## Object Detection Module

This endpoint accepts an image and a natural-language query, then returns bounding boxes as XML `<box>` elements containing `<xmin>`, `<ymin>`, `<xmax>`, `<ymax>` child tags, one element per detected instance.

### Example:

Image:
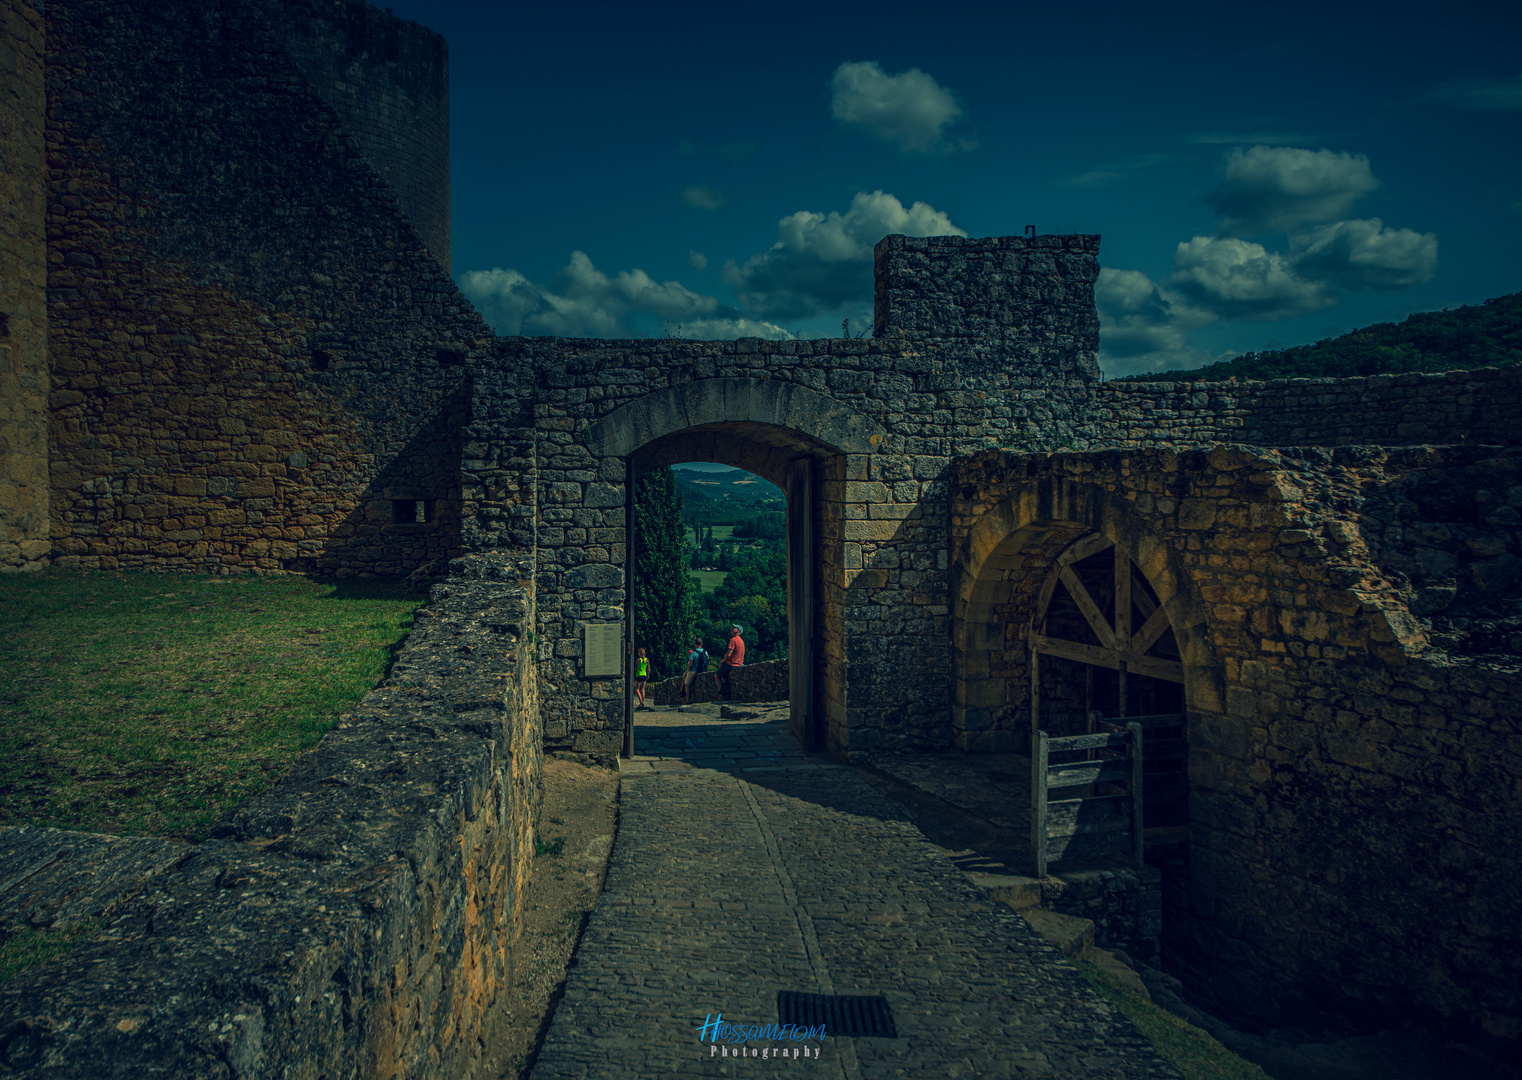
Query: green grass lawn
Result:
<box><xmin>1074</xmin><ymin>959</ymin><xmax>1271</xmax><ymax>1080</ymax></box>
<box><xmin>0</xmin><ymin>570</ymin><xmax>420</xmax><ymax>840</ymax></box>
<box><xmin>690</xmin><ymin>570</ymin><xmax>728</xmax><ymax>594</ymax></box>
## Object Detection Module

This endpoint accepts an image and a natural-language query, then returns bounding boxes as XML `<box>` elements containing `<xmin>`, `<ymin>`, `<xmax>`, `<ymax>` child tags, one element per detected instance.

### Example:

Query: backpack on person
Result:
<box><xmin>693</xmin><ymin>646</ymin><xmax>709</xmax><ymax>672</ymax></box>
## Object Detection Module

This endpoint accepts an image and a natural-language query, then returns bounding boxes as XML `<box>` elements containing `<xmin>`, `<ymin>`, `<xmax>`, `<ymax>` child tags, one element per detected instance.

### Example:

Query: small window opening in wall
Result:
<box><xmin>0</xmin><ymin>312</ymin><xmax>10</xmax><ymax>338</ymax></box>
<box><xmin>311</xmin><ymin>349</ymin><xmax>332</xmax><ymax>371</ymax></box>
<box><xmin>436</xmin><ymin>348</ymin><xmax>467</xmax><ymax>368</ymax></box>
<box><xmin>392</xmin><ymin>499</ymin><xmax>437</xmax><ymax>524</ymax></box>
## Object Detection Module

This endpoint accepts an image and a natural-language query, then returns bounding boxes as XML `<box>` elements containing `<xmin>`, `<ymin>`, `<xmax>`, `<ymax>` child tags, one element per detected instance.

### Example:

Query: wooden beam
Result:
<box><xmin>1123</xmin><ymin>653</ymin><xmax>1185</xmax><ymax>684</ymax></box>
<box><xmin>1031</xmin><ymin>729</ymin><xmax>1048</xmax><ymax>877</ymax></box>
<box><xmin>1131</xmin><ymin>604</ymin><xmax>1171</xmax><ymax>655</ymax></box>
<box><xmin>1115</xmin><ymin>547</ymin><xmax>1132</xmax><ymax>642</ymax></box>
<box><xmin>1058</xmin><ymin>532</ymin><xmax>1114</xmax><ymax>568</ymax></box>
<box><xmin>1032</xmin><ymin>633</ymin><xmax>1121</xmax><ymax>670</ymax></box>
<box><xmin>1033</xmin><ymin>568</ymin><xmax>1062</xmax><ymax>626</ymax></box>
<box><xmin>1059</xmin><ymin>565</ymin><xmax>1117</xmax><ymax>650</ymax></box>
<box><xmin>1030</xmin><ymin>633</ymin><xmax>1186</xmax><ymax>683</ymax></box>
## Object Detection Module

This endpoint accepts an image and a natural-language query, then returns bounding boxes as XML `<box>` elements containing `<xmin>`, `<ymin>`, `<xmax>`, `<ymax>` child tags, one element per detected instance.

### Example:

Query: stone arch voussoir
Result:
<box><xmin>584</xmin><ymin>378</ymin><xmax>887</xmax><ymax>460</ymax></box>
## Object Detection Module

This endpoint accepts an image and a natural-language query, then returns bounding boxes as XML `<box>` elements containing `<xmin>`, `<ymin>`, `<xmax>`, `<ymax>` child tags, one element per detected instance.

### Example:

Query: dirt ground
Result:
<box><xmin>488</xmin><ymin>753</ymin><xmax>620</xmax><ymax>1080</ymax></box>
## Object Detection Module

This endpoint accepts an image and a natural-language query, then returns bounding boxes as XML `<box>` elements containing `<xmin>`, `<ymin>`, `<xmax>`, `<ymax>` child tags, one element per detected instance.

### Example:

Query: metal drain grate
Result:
<box><xmin>776</xmin><ymin>991</ymin><xmax>898</xmax><ymax>1038</ymax></box>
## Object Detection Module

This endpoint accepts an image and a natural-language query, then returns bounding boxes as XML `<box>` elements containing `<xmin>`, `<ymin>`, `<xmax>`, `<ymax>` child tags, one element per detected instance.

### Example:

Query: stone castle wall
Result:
<box><xmin>0</xmin><ymin>553</ymin><xmax>541</xmax><ymax>1078</ymax></box>
<box><xmin>950</xmin><ymin>446</ymin><xmax>1522</xmax><ymax>1042</ymax></box>
<box><xmin>43</xmin><ymin>0</ymin><xmax>488</xmax><ymax>577</ymax></box>
<box><xmin>0</xmin><ymin>0</ymin><xmax>49</xmax><ymax>572</ymax></box>
<box><xmin>268</xmin><ymin>0</ymin><xmax>452</xmax><ymax>272</ymax></box>
<box><xmin>478</xmin><ymin>233</ymin><xmax>1105</xmax><ymax>760</ymax></box>
<box><xmin>1093</xmin><ymin>366</ymin><xmax>1522</xmax><ymax>449</ymax></box>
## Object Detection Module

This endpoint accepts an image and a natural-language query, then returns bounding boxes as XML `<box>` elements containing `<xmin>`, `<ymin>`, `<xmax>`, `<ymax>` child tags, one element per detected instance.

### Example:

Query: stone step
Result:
<box><xmin>1018</xmin><ymin>907</ymin><xmax>1096</xmax><ymax>958</ymax></box>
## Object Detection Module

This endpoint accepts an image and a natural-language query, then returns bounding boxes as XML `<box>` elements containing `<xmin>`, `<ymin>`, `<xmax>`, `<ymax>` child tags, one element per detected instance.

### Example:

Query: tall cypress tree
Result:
<box><xmin>633</xmin><ymin>466</ymin><xmax>693</xmax><ymax>682</ymax></box>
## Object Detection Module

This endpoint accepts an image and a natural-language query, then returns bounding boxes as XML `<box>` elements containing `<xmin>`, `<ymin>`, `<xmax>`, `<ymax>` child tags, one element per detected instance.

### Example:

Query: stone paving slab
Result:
<box><xmin>532</xmin><ymin>712</ymin><xmax>1179</xmax><ymax>1079</ymax></box>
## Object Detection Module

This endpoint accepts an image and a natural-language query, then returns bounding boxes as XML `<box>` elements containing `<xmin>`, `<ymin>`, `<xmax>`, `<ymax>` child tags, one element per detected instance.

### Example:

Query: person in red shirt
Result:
<box><xmin>715</xmin><ymin>624</ymin><xmax>744</xmax><ymax>701</ymax></box>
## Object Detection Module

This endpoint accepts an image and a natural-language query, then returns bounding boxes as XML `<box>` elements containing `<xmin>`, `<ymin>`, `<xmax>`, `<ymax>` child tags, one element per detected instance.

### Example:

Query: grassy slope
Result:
<box><xmin>1124</xmin><ymin>290</ymin><xmax>1522</xmax><ymax>382</ymax></box>
<box><xmin>1074</xmin><ymin>959</ymin><xmax>1272</xmax><ymax>1080</ymax></box>
<box><xmin>0</xmin><ymin>570</ymin><xmax>419</xmax><ymax>839</ymax></box>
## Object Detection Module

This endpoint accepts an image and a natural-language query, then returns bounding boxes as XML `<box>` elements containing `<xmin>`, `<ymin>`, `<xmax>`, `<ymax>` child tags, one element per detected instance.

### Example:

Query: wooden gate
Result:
<box><xmin>1030</xmin><ymin>723</ymin><xmax>1143</xmax><ymax>877</ymax></box>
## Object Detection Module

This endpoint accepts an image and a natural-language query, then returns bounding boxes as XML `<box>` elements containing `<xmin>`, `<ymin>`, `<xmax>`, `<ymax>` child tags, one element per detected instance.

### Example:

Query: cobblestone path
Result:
<box><xmin>528</xmin><ymin>707</ymin><xmax>1178</xmax><ymax>1079</ymax></box>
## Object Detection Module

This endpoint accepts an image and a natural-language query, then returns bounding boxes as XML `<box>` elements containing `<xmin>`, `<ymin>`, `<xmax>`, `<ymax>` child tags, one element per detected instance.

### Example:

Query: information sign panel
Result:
<box><xmin>583</xmin><ymin>622</ymin><xmax>623</xmax><ymax>678</ymax></box>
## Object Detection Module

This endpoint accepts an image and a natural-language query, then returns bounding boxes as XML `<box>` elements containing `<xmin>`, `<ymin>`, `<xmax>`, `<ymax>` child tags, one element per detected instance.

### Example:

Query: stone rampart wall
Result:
<box><xmin>44</xmin><ymin>0</ymin><xmax>488</xmax><ymax>578</ymax></box>
<box><xmin>1093</xmin><ymin>366</ymin><xmax>1522</xmax><ymax>449</ymax></box>
<box><xmin>268</xmin><ymin>0</ymin><xmax>452</xmax><ymax>271</ymax></box>
<box><xmin>0</xmin><ymin>552</ymin><xmax>541</xmax><ymax>1078</ymax></box>
<box><xmin>0</xmin><ymin>0</ymin><xmax>49</xmax><ymax>571</ymax></box>
<box><xmin>950</xmin><ymin>447</ymin><xmax>1522</xmax><ymax>1042</ymax></box>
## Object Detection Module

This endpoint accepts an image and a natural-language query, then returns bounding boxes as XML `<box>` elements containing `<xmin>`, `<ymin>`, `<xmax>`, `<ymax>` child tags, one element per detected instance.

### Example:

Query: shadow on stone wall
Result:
<box><xmin>314</xmin><ymin>380</ymin><xmax>470</xmax><ymax>582</ymax></box>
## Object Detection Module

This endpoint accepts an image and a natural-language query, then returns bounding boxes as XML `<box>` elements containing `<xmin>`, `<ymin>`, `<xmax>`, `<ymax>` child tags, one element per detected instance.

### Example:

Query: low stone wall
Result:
<box><xmin>0</xmin><ymin>552</ymin><xmax>540</xmax><ymax>1078</ymax></box>
<box><xmin>646</xmin><ymin>656</ymin><xmax>789</xmax><ymax>706</ymax></box>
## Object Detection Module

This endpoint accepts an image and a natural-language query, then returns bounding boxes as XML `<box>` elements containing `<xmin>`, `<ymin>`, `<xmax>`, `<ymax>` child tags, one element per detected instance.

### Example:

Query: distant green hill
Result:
<box><xmin>1122</xmin><ymin>291</ymin><xmax>1522</xmax><ymax>382</ymax></box>
<box><xmin>673</xmin><ymin>467</ymin><xmax>783</xmax><ymax>528</ymax></box>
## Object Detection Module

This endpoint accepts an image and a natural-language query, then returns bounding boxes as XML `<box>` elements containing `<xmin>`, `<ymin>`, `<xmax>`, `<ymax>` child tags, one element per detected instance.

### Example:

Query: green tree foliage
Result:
<box><xmin>633</xmin><ymin>467</ymin><xmax>694</xmax><ymax>680</ymax></box>
<box><xmin>696</xmin><ymin>547</ymin><xmax>788</xmax><ymax>662</ymax></box>
<box><xmin>732</xmin><ymin>511</ymin><xmax>786</xmax><ymax>539</ymax></box>
<box><xmin>1122</xmin><ymin>291</ymin><xmax>1522</xmax><ymax>383</ymax></box>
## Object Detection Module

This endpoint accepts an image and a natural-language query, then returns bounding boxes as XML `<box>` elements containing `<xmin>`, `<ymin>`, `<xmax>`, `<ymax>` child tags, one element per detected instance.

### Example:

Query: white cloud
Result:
<box><xmin>829</xmin><ymin>61</ymin><xmax>968</xmax><ymax>154</ymax></box>
<box><xmin>1431</xmin><ymin>74</ymin><xmax>1522</xmax><ymax>111</ymax></box>
<box><xmin>458</xmin><ymin>253</ymin><xmax>793</xmax><ymax>340</ymax></box>
<box><xmin>1187</xmin><ymin>130</ymin><xmax>1319</xmax><ymax>146</ymax></box>
<box><xmin>1170</xmin><ymin>236</ymin><xmax>1336</xmax><ymax>321</ymax></box>
<box><xmin>682</xmin><ymin>185</ymin><xmax>723</xmax><ymax>210</ymax></box>
<box><xmin>723</xmin><ymin>190</ymin><xmax>966</xmax><ymax>319</ymax></box>
<box><xmin>1095</xmin><ymin>267</ymin><xmax>1217</xmax><ymax>375</ymax></box>
<box><xmin>1289</xmin><ymin>218</ymin><xmax>1438</xmax><ymax>292</ymax></box>
<box><xmin>1064</xmin><ymin>154</ymin><xmax>1172</xmax><ymax>188</ymax></box>
<box><xmin>1205</xmin><ymin>145</ymin><xmax>1380</xmax><ymax>235</ymax></box>
<box><xmin>688</xmin><ymin>250</ymin><xmax>708</xmax><ymax>271</ymax></box>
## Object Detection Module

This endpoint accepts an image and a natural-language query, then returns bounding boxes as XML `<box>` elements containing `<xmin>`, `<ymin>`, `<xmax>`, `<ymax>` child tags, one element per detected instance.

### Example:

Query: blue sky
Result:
<box><xmin>383</xmin><ymin>0</ymin><xmax>1521</xmax><ymax>376</ymax></box>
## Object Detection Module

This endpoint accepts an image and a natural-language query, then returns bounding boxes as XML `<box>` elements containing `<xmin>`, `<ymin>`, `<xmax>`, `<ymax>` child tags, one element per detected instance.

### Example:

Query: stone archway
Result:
<box><xmin>562</xmin><ymin>378</ymin><xmax>888</xmax><ymax>758</ymax></box>
<box><xmin>949</xmin><ymin>475</ymin><xmax>1225</xmax><ymax>760</ymax></box>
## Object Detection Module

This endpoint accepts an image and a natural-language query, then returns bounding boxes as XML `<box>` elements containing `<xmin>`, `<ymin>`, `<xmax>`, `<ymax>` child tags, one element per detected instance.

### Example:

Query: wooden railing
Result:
<box><xmin>1030</xmin><ymin>723</ymin><xmax>1143</xmax><ymax>877</ymax></box>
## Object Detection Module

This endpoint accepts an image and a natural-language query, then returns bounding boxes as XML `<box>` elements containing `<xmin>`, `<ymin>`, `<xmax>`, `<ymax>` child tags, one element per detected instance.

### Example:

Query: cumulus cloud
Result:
<box><xmin>723</xmin><ymin>190</ymin><xmax>966</xmax><ymax>319</ymax></box>
<box><xmin>1100</xmin><ymin>145</ymin><xmax>1438</xmax><ymax>373</ymax></box>
<box><xmin>1288</xmin><ymin>218</ymin><xmax>1438</xmax><ymax>292</ymax></box>
<box><xmin>1430</xmin><ymin>74</ymin><xmax>1522</xmax><ymax>111</ymax></box>
<box><xmin>829</xmin><ymin>61</ymin><xmax>968</xmax><ymax>153</ymax></box>
<box><xmin>688</xmin><ymin>250</ymin><xmax>708</xmax><ymax>271</ymax></box>
<box><xmin>458</xmin><ymin>253</ymin><xmax>792</xmax><ymax>340</ymax></box>
<box><xmin>1170</xmin><ymin>235</ymin><xmax>1336</xmax><ymax>321</ymax></box>
<box><xmin>1205</xmin><ymin>145</ymin><xmax>1380</xmax><ymax>235</ymax></box>
<box><xmin>1095</xmin><ymin>267</ymin><xmax>1217</xmax><ymax>375</ymax></box>
<box><xmin>682</xmin><ymin>184</ymin><xmax>724</xmax><ymax>210</ymax></box>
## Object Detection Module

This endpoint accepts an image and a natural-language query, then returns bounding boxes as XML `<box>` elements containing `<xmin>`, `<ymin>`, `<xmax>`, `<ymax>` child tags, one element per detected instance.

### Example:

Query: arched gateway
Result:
<box><xmin>461</xmin><ymin>232</ymin><xmax>1106</xmax><ymax>760</ymax></box>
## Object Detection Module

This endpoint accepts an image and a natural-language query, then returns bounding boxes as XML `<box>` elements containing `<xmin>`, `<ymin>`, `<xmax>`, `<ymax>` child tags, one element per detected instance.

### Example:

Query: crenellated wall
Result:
<box><xmin>0</xmin><ymin>0</ymin><xmax>49</xmax><ymax>572</ymax></box>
